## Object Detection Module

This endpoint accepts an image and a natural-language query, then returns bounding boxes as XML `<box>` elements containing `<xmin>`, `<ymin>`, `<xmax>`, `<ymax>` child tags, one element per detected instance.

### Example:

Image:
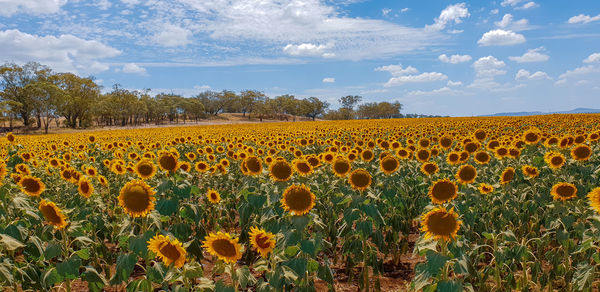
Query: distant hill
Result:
<box><xmin>482</xmin><ymin>108</ymin><xmax>600</xmax><ymax>117</ymax></box>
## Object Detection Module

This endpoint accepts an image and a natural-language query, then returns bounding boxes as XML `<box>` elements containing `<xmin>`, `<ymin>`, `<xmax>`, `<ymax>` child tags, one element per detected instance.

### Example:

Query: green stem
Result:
<box><xmin>230</xmin><ymin>262</ymin><xmax>238</xmax><ymax>292</ymax></box>
<box><xmin>363</xmin><ymin>239</ymin><xmax>369</xmax><ymax>292</ymax></box>
<box><xmin>61</xmin><ymin>229</ymin><xmax>71</xmax><ymax>292</ymax></box>
<box><xmin>440</xmin><ymin>240</ymin><xmax>449</xmax><ymax>281</ymax></box>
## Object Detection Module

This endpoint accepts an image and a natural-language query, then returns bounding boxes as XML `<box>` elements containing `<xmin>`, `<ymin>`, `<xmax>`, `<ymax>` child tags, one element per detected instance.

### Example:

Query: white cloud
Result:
<box><xmin>568</xmin><ymin>14</ymin><xmax>600</xmax><ymax>24</ymax></box>
<box><xmin>490</xmin><ymin>9</ymin><xmax>499</xmax><ymax>15</ymax></box>
<box><xmin>401</xmin><ymin>8</ymin><xmax>409</xmax><ymax>13</ymax></box>
<box><xmin>426</xmin><ymin>3</ymin><xmax>470</xmax><ymax>31</ymax></box>
<box><xmin>495</xmin><ymin>14</ymin><xmax>529</xmax><ymax>31</ymax></box>
<box><xmin>0</xmin><ymin>0</ymin><xmax>67</xmax><ymax>17</ymax></box>
<box><xmin>0</xmin><ymin>29</ymin><xmax>121</xmax><ymax>74</ymax></box>
<box><xmin>447</xmin><ymin>80</ymin><xmax>462</xmax><ymax>86</ymax></box>
<box><xmin>121</xmin><ymin>63</ymin><xmax>147</xmax><ymax>75</ymax></box>
<box><xmin>501</xmin><ymin>0</ymin><xmax>538</xmax><ymax>9</ymax></box>
<box><xmin>584</xmin><ymin>53</ymin><xmax>600</xmax><ymax>63</ymax></box>
<box><xmin>501</xmin><ymin>0</ymin><xmax>525</xmax><ymax>7</ymax></box>
<box><xmin>473</xmin><ymin>56</ymin><xmax>507</xmax><ymax>77</ymax></box>
<box><xmin>478</xmin><ymin>29</ymin><xmax>526</xmax><ymax>46</ymax></box>
<box><xmin>509</xmin><ymin>47</ymin><xmax>549</xmax><ymax>63</ymax></box>
<box><xmin>515</xmin><ymin>69</ymin><xmax>550</xmax><ymax>80</ymax></box>
<box><xmin>382</xmin><ymin>8</ymin><xmax>391</xmax><ymax>16</ymax></box>
<box><xmin>95</xmin><ymin>0</ymin><xmax>112</xmax><ymax>10</ymax></box>
<box><xmin>407</xmin><ymin>86</ymin><xmax>461</xmax><ymax>96</ymax></box>
<box><xmin>152</xmin><ymin>23</ymin><xmax>192</xmax><ymax>47</ymax></box>
<box><xmin>554</xmin><ymin>79</ymin><xmax>567</xmax><ymax>86</ymax></box>
<box><xmin>517</xmin><ymin>2</ymin><xmax>539</xmax><ymax>9</ymax></box>
<box><xmin>559</xmin><ymin>65</ymin><xmax>600</xmax><ymax>80</ymax></box>
<box><xmin>438</xmin><ymin>54</ymin><xmax>472</xmax><ymax>64</ymax></box>
<box><xmin>384</xmin><ymin>72</ymin><xmax>448</xmax><ymax>87</ymax></box>
<box><xmin>322</xmin><ymin>77</ymin><xmax>335</xmax><ymax>83</ymax></box>
<box><xmin>375</xmin><ymin>64</ymin><xmax>419</xmax><ymax>76</ymax></box>
<box><xmin>283</xmin><ymin>43</ymin><xmax>333</xmax><ymax>57</ymax></box>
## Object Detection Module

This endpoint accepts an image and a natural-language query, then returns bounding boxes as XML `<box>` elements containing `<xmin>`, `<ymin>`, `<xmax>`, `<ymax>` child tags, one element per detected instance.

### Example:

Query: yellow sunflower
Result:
<box><xmin>269</xmin><ymin>159</ymin><xmax>293</xmax><ymax>182</ymax></box>
<box><xmin>455</xmin><ymin>164</ymin><xmax>477</xmax><ymax>184</ymax></box>
<box><xmin>550</xmin><ymin>182</ymin><xmax>577</xmax><ymax>201</ymax></box>
<box><xmin>207</xmin><ymin>189</ymin><xmax>221</xmax><ymax>204</ymax></box>
<box><xmin>379</xmin><ymin>155</ymin><xmax>399</xmax><ymax>175</ymax></box>
<box><xmin>500</xmin><ymin>167</ymin><xmax>515</xmax><ymax>185</ymax></box>
<box><xmin>292</xmin><ymin>159</ymin><xmax>313</xmax><ymax>176</ymax></box>
<box><xmin>360</xmin><ymin>149</ymin><xmax>374</xmax><ymax>162</ymax></box>
<box><xmin>118</xmin><ymin>180</ymin><xmax>156</xmax><ymax>217</ymax></box>
<box><xmin>571</xmin><ymin>144</ymin><xmax>592</xmax><ymax>161</ymax></box>
<box><xmin>248</xmin><ymin>226</ymin><xmax>276</xmax><ymax>257</ymax></box>
<box><xmin>77</xmin><ymin>176</ymin><xmax>94</xmax><ymax>198</ymax></box>
<box><xmin>243</xmin><ymin>156</ymin><xmax>263</xmax><ymax>176</ymax></box>
<box><xmin>39</xmin><ymin>199</ymin><xmax>68</xmax><ymax>229</ymax></box>
<box><xmin>18</xmin><ymin>175</ymin><xmax>45</xmax><ymax>197</ymax></box>
<box><xmin>332</xmin><ymin>157</ymin><xmax>351</xmax><ymax>177</ymax></box>
<box><xmin>420</xmin><ymin>162</ymin><xmax>439</xmax><ymax>176</ymax></box>
<box><xmin>521</xmin><ymin>165</ymin><xmax>539</xmax><ymax>178</ymax></box>
<box><xmin>587</xmin><ymin>187</ymin><xmax>600</xmax><ymax>214</ymax></box>
<box><xmin>544</xmin><ymin>151</ymin><xmax>566</xmax><ymax>169</ymax></box>
<box><xmin>202</xmin><ymin>232</ymin><xmax>243</xmax><ymax>263</ymax></box>
<box><xmin>0</xmin><ymin>159</ymin><xmax>6</xmax><ymax>185</ymax></box>
<box><xmin>428</xmin><ymin>179</ymin><xmax>458</xmax><ymax>204</ymax></box>
<box><xmin>135</xmin><ymin>159</ymin><xmax>157</xmax><ymax>179</ymax></box>
<box><xmin>348</xmin><ymin>168</ymin><xmax>372</xmax><ymax>191</ymax></box>
<box><xmin>158</xmin><ymin>150</ymin><xmax>179</xmax><ymax>172</ymax></box>
<box><xmin>280</xmin><ymin>184</ymin><xmax>315</xmax><ymax>216</ymax></box>
<box><xmin>195</xmin><ymin>161</ymin><xmax>209</xmax><ymax>173</ymax></box>
<box><xmin>478</xmin><ymin>183</ymin><xmax>494</xmax><ymax>194</ymax></box>
<box><xmin>473</xmin><ymin>151</ymin><xmax>491</xmax><ymax>165</ymax></box>
<box><xmin>147</xmin><ymin>234</ymin><xmax>187</xmax><ymax>268</ymax></box>
<box><xmin>420</xmin><ymin>206</ymin><xmax>461</xmax><ymax>242</ymax></box>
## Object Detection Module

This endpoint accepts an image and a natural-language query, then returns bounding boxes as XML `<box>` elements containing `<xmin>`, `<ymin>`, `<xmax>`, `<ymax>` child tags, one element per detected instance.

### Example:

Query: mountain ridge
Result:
<box><xmin>480</xmin><ymin>108</ymin><xmax>600</xmax><ymax>117</ymax></box>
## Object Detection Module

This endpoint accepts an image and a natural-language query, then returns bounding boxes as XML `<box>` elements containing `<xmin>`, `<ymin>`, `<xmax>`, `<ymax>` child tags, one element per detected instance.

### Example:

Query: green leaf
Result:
<box><xmin>0</xmin><ymin>234</ymin><xmax>25</xmax><ymax>251</ymax></box>
<box><xmin>128</xmin><ymin>233</ymin><xmax>152</xmax><ymax>258</ymax></box>
<box><xmin>75</xmin><ymin>248</ymin><xmax>90</xmax><ymax>260</ymax></box>
<box><xmin>317</xmin><ymin>263</ymin><xmax>334</xmax><ymax>284</ymax></box>
<box><xmin>42</xmin><ymin>268</ymin><xmax>63</xmax><ymax>289</ymax></box>
<box><xmin>147</xmin><ymin>262</ymin><xmax>165</xmax><ymax>283</ymax></box>
<box><xmin>291</xmin><ymin>215</ymin><xmax>310</xmax><ymax>232</ymax></box>
<box><xmin>215</xmin><ymin>279</ymin><xmax>235</xmax><ymax>292</ymax></box>
<box><xmin>56</xmin><ymin>255</ymin><xmax>82</xmax><ymax>280</ymax></box>
<box><xmin>235</xmin><ymin>266</ymin><xmax>256</xmax><ymax>289</ymax></box>
<box><xmin>82</xmin><ymin>266</ymin><xmax>107</xmax><ymax>292</ymax></box>
<box><xmin>285</xmin><ymin>245</ymin><xmax>300</xmax><ymax>257</ymax></box>
<box><xmin>300</xmin><ymin>239</ymin><xmax>316</xmax><ymax>257</ymax></box>
<box><xmin>573</xmin><ymin>262</ymin><xmax>595</xmax><ymax>290</ymax></box>
<box><xmin>285</xmin><ymin>258</ymin><xmax>308</xmax><ymax>278</ymax></box>
<box><xmin>247</xmin><ymin>193</ymin><xmax>267</xmax><ymax>209</ymax></box>
<box><xmin>110</xmin><ymin>253</ymin><xmax>138</xmax><ymax>285</ymax></box>
<box><xmin>425</xmin><ymin>250</ymin><xmax>449</xmax><ymax>277</ymax></box>
<box><xmin>437</xmin><ymin>280</ymin><xmax>463</xmax><ymax>292</ymax></box>
<box><xmin>44</xmin><ymin>242</ymin><xmax>62</xmax><ymax>260</ymax></box>
<box><xmin>157</xmin><ymin>199</ymin><xmax>178</xmax><ymax>216</ymax></box>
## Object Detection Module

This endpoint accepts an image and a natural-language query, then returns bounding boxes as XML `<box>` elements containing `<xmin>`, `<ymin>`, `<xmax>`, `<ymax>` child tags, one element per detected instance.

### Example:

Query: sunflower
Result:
<box><xmin>551</xmin><ymin>182</ymin><xmax>577</xmax><ymax>201</ymax></box>
<box><xmin>77</xmin><ymin>176</ymin><xmax>94</xmax><ymax>198</ymax></box>
<box><xmin>111</xmin><ymin>162</ymin><xmax>127</xmax><ymax>175</ymax></box>
<box><xmin>478</xmin><ymin>183</ymin><xmax>494</xmax><ymax>194</ymax></box>
<box><xmin>202</xmin><ymin>232</ymin><xmax>243</xmax><ymax>263</ymax></box>
<box><xmin>147</xmin><ymin>234</ymin><xmax>187</xmax><ymax>268</ymax></box>
<box><xmin>348</xmin><ymin>168</ymin><xmax>372</xmax><ymax>191</ymax></box>
<box><xmin>6</xmin><ymin>132</ymin><xmax>16</xmax><ymax>143</ymax></box>
<box><xmin>0</xmin><ymin>160</ymin><xmax>6</xmax><ymax>185</ymax></box>
<box><xmin>135</xmin><ymin>159</ymin><xmax>157</xmax><ymax>179</ymax></box>
<box><xmin>97</xmin><ymin>175</ymin><xmax>108</xmax><ymax>187</ymax></box>
<box><xmin>500</xmin><ymin>167</ymin><xmax>515</xmax><ymax>185</ymax></box>
<box><xmin>523</xmin><ymin>128</ymin><xmax>541</xmax><ymax>145</ymax></box>
<box><xmin>207</xmin><ymin>189</ymin><xmax>221</xmax><ymax>204</ymax></box>
<box><xmin>158</xmin><ymin>151</ymin><xmax>179</xmax><ymax>172</ymax></box>
<box><xmin>446</xmin><ymin>152</ymin><xmax>461</xmax><ymax>165</ymax></box>
<box><xmin>18</xmin><ymin>175</ymin><xmax>45</xmax><ymax>197</ymax></box>
<box><xmin>244</xmin><ymin>156</ymin><xmax>263</xmax><ymax>176</ymax></box>
<box><xmin>292</xmin><ymin>159</ymin><xmax>313</xmax><ymax>176</ymax></box>
<box><xmin>332</xmin><ymin>157</ymin><xmax>351</xmax><ymax>177</ymax></box>
<box><xmin>455</xmin><ymin>164</ymin><xmax>477</xmax><ymax>184</ymax></box>
<box><xmin>571</xmin><ymin>144</ymin><xmax>592</xmax><ymax>161</ymax></box>
<box><xmin>420</xmin><ymin>162</ymin><xmax>439</xmax><ymax>176</ymax></box>
<box><xmin>544</xmin><ymin>151</ymin><xmax>566</xmax><ymax>169</ymax></box>
<box><xmin>361</xmin><ymin>149</ymin><xmax>374</xmax><ymax>162</ymax></box>
<box><xmin>420</xmin><ymin>206</ymin><xmax>461</xmax><ymax>242</ymax></box>
<box><xmin>118</xmin><ymin>180</ymin><xmax>156</xmax><ymax>217</ymax></box>
<box><xmin>195</xmin><ymin>161</ymin><xmax>209</xmax><ymax>173</ymax></box>
<box><xmin>248</xmin><ymin>226</ymin><xmax>276</xmax><ymax>257</ymax></box>
<box><xmin>85</xmin><ymin>166</ymin><xmax>98</xmax><ymax>177</ymax></box>
<box><xmin>587</xmin><ymin>188</ymin><xmax>600</xmax><ymax>214</ymax></box>
<box><xmin>428</xmin><ymin>179</ymin><xmax>458</xmax><ymax>204</ymax></box>
<box><xmin>39</xmin><ymin>199</ymin><xmax>68</xmax><ymax>229</ymax></box>
<box><xmin>521</xmin><ymin>165</ymin><xmax>539</xmax><ymax>178</ymax></box>
<box><xmin>380</xmin><ymin>155</ymin><xmax>399</xmax><ymax>175</ymax></box>
<box><xmin>269</xmin><ymin>159</ymin><xmax>293</xmax><ymax>181</ymax></box>
<box><xmin>474</xmin><ymin>151</ymin><xmax>491</xmax><ymax>165</ymax></box>
<box><xmin>415</xmin><ymin>149</ymin><xmax>430</xmax><ymax>162</ymax></box>
<box><xmin>179</xmin><ymin>162</ymin><xmax>191</xmax><ymax>172</ymax></box>
<box><xmin>281</xmin><ymin>184</ymin><xmax>315</xmax><ymax>216</ymax></box>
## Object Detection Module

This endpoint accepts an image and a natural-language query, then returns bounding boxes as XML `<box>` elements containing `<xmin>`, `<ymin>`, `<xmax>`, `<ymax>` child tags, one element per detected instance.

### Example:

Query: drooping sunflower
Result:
<box><xmin>18</xmin><ymin>175</ymin><xmax>45</xmax><ymax>197</ymax></box>
<box><xmin>39</xmin><ymin>199</ymin><xmax>68</xmax><ymax>229</ymax></box>
<box><xmin>455</xmin><ymin>164</ymin><xmax>477</xmax><ymax>184</ymax></box>
<box><xmin>500</xmin><ymin>167</ymin><xmax>515</xmax><ymax>185</ymax></box>
<box><xmin>77</xmin><ymin>176</ymin><xmax>94</xmax><ymax>198</ymax></box>
<box><xmin>118</xmin><ymin>180</ymin><xmax>156</xmax><ymax>217</ymax></box>
<box><xmin>135</xmin><ymin>159</ymin><xmax>157</xmax><ymax>179</ymax></box>
<box><xmin>478</xmin><ymin>183</ymin><xmax>494</xmax><ymax>194</ymax></box>
<box><xmin>571</xmin><ymin>144</ymin><xmax>592</xmax><ymax>161</ymax></box>
<box><xmin>202</xmin><ymin>232</ymin><xmax>243</xmax><ymax>263</ymax></box>
<box><xmin>521</xmin><ymin>165</ymin><xmax>539</xmax><ymax>178</ymax></box>
<box><xmin>550</xmin><ymin>182</ymin><xmax>577</xmax><ymax>201</ymax></box>
<box><xmin>280</xmin><ymin>184</ymin><xmax>316</xmax><ymax>216</ymax></box>
<box><xmin>248</xmin><ymin>226</ymin><xmax>276</xmax><ymax>257</ymax></box>
<box><xmin>147</xmin><ymin>234</ymin><xmax>187</xmax><ymax>268</ymax></box>
<box><xmin>348</xmin><ymin>168</ymin><xmax>372</xmax><ymax>191</ymax></box>
<box><xmin>292</xmin><ymin>159</ymin><xmax>313</xmax><ymax>176</ymax></box>
<box><xmin>158</xmin><ymin>150</ymin><xmax>179</xmax><ymax>172</ymax></box>
<box><xmin>379</xmin><ymin>155</ymin><xmax>399</xmax><ymax>175</ymax></box>
<box><xmin>420</xmin><ymin>162</ymin><xmax>439</xmax><ymax>176</ymax></box>
<box><xmin>244</xmin><ymin>156</ymin><xmax>263</xmax><ymax>176</ymax></box>
<box><xmin>420</xmin><ymin>206</ymin><xmax>461</xmax><ymax>242</ymax></box>
<box><xmin>544</xmin><ymin>151</ymin><xmax>566</xmax><ymax>169</ymax></box>
<box><xmin>332</xmin><ymin>157</ymin><xmax>351</xmax><ymax>177</ymax></box>
<box><xmin>428</xmin><ymin>179</ymin><xmax>458</xmax><ymax>204</ymax></box>
<box><xmin>587</xmin><ymin>187</ymin><xmax>600</xmax><ymax>214</ymax></box>
<box><xmin>207</xmin><ymin>189</ymin><xmax>221</xmax><ymax>204</ymax></box>
<box><xmin>268</xmin><ymin>159</ymin><xmax>293</xmax><ymax>181</ymax></box>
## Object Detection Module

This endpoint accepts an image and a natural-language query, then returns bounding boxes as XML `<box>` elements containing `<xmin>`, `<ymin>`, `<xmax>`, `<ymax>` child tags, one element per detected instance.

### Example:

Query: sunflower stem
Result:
<box><xmin>61</xmin><ymin>228</ymin><xmax>72</xmax><ymax>292</ymax></box>
<box><xmin>440</xmin><ymin>239</ymin><xmax>449</xmax><ymax>281</ymax></box>
<box><xmin>230</xmin><ymin>262</ymin><xmax>238</xmax><ymax>292</ymax></box>
<box><xmin>363</xmin><ymin>238</ymin><xmax>369</xmax><ymax>292</ymax></box>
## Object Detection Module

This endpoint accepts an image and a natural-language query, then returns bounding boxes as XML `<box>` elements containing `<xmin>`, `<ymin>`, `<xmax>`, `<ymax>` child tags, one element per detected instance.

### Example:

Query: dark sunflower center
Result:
<box><xmin>284</xmin><ymin>188</ymin><xmax>312</xmax><ymax>212</ymax></box>
<box><xmin>22</xmin><ymin>178</ymin><xmax>41</xmax><ymax>193</ymax></box>
<box><xmin>271</xmin><ymin>161</ymin><xmax>292</xmax><ymax>180</ymax></box>
<box><xmin>432</xmin><ymin>181</ymin><xmax>455</xmax><ymax>201</ymax></box>
<box><xmin>255</xmin><ymin>234</ymin><xmax>271</xmax><ymax>249</ymax></box>
<box><xmin>426</xmin><ymin>212</ymin><xmax>457</xmax><ymax>237</ymax></box>
<box><xmin>307</xmin><ymin>157</ymin><xmax>320</xmax><ymax>166</ymax></box>
<box><xmin>122</xmin><ymin>185</ymin><xmax>150</xmax><ymax>212</ymax></box>
<box><xmin>556</xmin><ymin>185</ymin><xmax>575</xmax><ymax>197</ymax></box>
<box><xmin>138</xmin><ymin>164</ymin><xmax>154</xmax><ymax>176</ymax></box>
<box><xmin>80</xmin><ymin>181</ymin><xmax>90</xmax><ymax>193</ymax></box>
<box><xmin>381</xmin><ymin>157</ymin><xmax>398</xmax><ymax>171</ymax></box>
<box><xmin>459</xmin><ymin>166</ymin><xmax>476</xmax><ymax>181</ymax></box>
<box><xmin>424</xmin><ymin>163</ymin><xmax>437</xmax><ymax>173</ymax></box>
<box><xmin>417</xmin><ymin>150</ymin><xmax>429</xmax><ymax>161</ymax></box>
<box><xmin>551</xmin><ymin>156</ymin><xmax>563</xmax><ymax>166</ymax></box>
<box><xmin>159</xmin><ymin>155</ymin><xmax>177</xmax><ymax>170</ymax></box>
<box><xmin>40</xmin><ymin>205</ymin><xmax>61</xmax><ymax>224</ymax></box>
<box><xmin>525</xmin><ymin>133</ymin><xmax>538</xmax><ymax>142</ymax></box>
<box><xmin>159</xmin><ymin>242</ymin><xmax>181</xmax><ymax>261</ymax></box>
<box><xmin>333</xmin><ymin>160</ymin><xmax>350</xmax><ymax>174</ymax></box>
<box><xmin>296</xmin><ymin>162</ymin><xmax>311</xmax><ymax>173</ymax></box>
<box><xmin>246</xmin><ymin>157</ymin><xmax>262</xmax><ymax>173</ymax></box>
<box><xmin>449</xmin><ymin>154</ymin><xmax>459</xmax><ymax>161</ymax></box>
<box><xmin>475</xmin><ymin>152</ymin><xmax>489</xmax><ymax>162</ymax></box>
<box><xmin>503</xmin><ymin>170</ymin><xmax>515</xmax><ymax>181</ymax></box>
<box><xmin>212</xmin><ymin>239</ymin><xmax>237</xmax><ymax>257</ymax></box>
<box><xmin>350</xmin><ymin>170</ymin><xmax>371</xmax><ymax>188</ymax></box>
<box><xmin>574</xmin><ymin>146</ymin><xmax>591</xmax><ymax>159</ymax></box>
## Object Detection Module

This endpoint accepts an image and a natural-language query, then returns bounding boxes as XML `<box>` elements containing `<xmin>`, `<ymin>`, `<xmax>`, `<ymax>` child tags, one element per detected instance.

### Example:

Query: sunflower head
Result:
<box><xmin>248</xmin><ymin>226</ymin><xmax>276</xmax><ymax>257</ymax></box>
<box><xmin>523</xmin><ymin>128</ymin><xmax>541</xmax><ymax>145</ymax></box>
<box><xmin>244</xmin><ymin>156</ymin><xmax>263</xmax><ymax>176</ymax></box>
<box><xmin>544</xmin><ymin>151</ymin><xmax>566</xmax><ymax>169</ymax></box>
<box><xmin>500</xmin><ymin>167</ymin><xmax>515</xmax><ymax>185</ymax></box>
<box><xmin>361</xmin><ymin>149</ymin><xmax>374</xmax><ymax>162</ymax></box>
<box><xmin>293</xmin><ymin>159</ymin><xmax>313</xmax><ymax>176</ymax></box>
<box><xmin>587</xmin><ymin>187</ymin><xmax>600</xmax><ymax>214</ymax></box>
<box><xmin>571</xmin><ymin>144</ymin><xmax>592</xmax><ymax>161</ymax></box>
<box><xmin>39</xmin><ymin>199</ymin><xmax>68</xmax><ymax>229</ymax></box>
<box><xmin>380</xmin><ymin>155</ymin><xmax>399</xmax><ymax>174</ymax></box>
<box><xmin>421</xmin><ymin>206</ymin><xmax>461</xmax><ymax>242</ymax></box>
<box><xmin>269</xmin><ymin>159</ymin><xmax>293</xmax><ymax>181</ymax></box>
<box><xmin>118</xmin><ymin>180</ymin><xmax>156</xmax><ymax>218</ymax></box>
<box><xmin>18</xmin><ymin>175</ymin><xmax>45</xmax><ymax>197</ymax></box>
<box><xmin>202</xmin><ymin>232</ymin><xmax>243</xmax><ymax>263</ymax></box>
<box><xmin>420</xmin><ymin>162</ymin><xmax>439</xmax><ymax>176</ymax></box>
<box><xmin>158</xmin><ymin>150</ymin><xmax>179</xmax><ymax>172</ymax></box>
<box><xmin>551</xmin><ymin>182</ymin><xmax>577</xmax><ymax>201</ymax></box>
<box><xmin>348</xmin><ymin>168</ymin><xmax>372</xmax><ymax>191</ymax></box>
<box><xmin>207</xmin><ymin>189</ymin><xmax>221</xmax><ymax>204</ymax></box>
<box><xmin>281</xmin><ymin>184</ymin><xmax>316</xmax><ymax>216</ymax></box>
<box><xmin>332</xmin><ymin>157</ymin><xmax>351</xmax><ymax>177</ymax></box>
<box><xmin>474</xmin><ymin>151</ymin><xmax>491</xmax><ymax>165</ymax></box>
<box><xmin>78</xmin><ymin>176</ymin><xmax>94</xmax><ymax>198</ymax></box>
<box><xmin>521</xmin><ymin>165</ymin><xmax>539</xmax><ymax>178</ymax></box>
<box><xmin>148</xmin><ymin>234</ymin><xmax>187</xmax><ymax>268</ymax></box>
<box><xmin>195</xmin><ymin>161</ymin><xmax>209</xmax><ymax>172</ymax></box>
<box><xmin>135</xmin><ymin>159</ymin><xmax>157</xmax><ymax>179</ymax></box>
<box><xmin>478</xmin><ymin>183</ymin><xmax>494</xmax><ymax>194</ymax></box>
<box><xmin>455</xmin><ymin>164</ymin><xmax>477</xmax><ymax>184</ymax></box>
<box><xmin>428</xmin><ymin>179</ymin><xmax>458</xmax><ymax>204</ymax></box>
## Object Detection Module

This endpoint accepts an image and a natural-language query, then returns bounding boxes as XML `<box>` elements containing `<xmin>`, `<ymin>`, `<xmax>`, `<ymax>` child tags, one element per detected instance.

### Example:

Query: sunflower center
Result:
<box><xmin>296</xmin><ymin>162</ymin><xmax>311</xmax><ymax>173</ymax></box>
<box><xmin>122</xmin><ymin>185</ymin><xmax>150</xmax><ymax>212</ymax></box>
<box><xmin>417</xmin><ymin>150</ymin><xmax>429</xmax><ymax>161</ymax></box>
<box><xmin>21</xmin><ymin>178</ymin><xmax>41</xmax><ymax>193</ymax></box>
<box><xmin>362</xmin><ymin>151</ymin><xmax>373</xmax><ymax>160</ymax></box>
<box><xmin>475</xmin><ymin>152</ymin><xmax>489</xmax><ymax>162</ymax></box>
<box><xmin>159</xmin><ymin>155</ymin><xmax>177</xmax><ymax>170</ymax></box>
<box><xmin>333</xmin><ymin>160</ymin><xmax>350</xmax><ymax>175</ymax></box>
<box><xmin>426</xmin><ymin>212</ymin><xmax>457</xmax><ymax>237</ymax></box>
<box><xmin>458</xmin><ymin>166</ymin><xmax>476</xmax><ymax>181</ymax></box>
<box><xmin>574</xmin><ymin>146</ymin><xmax>591</xmax><ymax>159</ymax></box>
<box><xmin>284</xmin><ymin>187</ymin><xmax>312</xmax><ymax>212</ymax></box>
<box><xmin>424</xmin><ymin>163</ymin><xmax>437</xmax><ymax>173</ymax></box>
<box><xmin>40</xmin><ymin>205</ymin><xmax>61</xmax><ymax>224</ymax></box>
<box><xmin>255</xmin><ymin>234</ymin><xmax>271</xmax><ymax>249</ymax></box>
<box><xmin>432</xmin><ymin>181</ymin><xmax>456</xmax><ymax>201</ymax></box>
<box><xmin>246</xmin><ymin>157</ymin><xmax>262</xmax><ymax>173</ymax></box>
<box><xmin>350</xmin><ymin>170</ymin><xmax>371</xmax><ymax>188</ymax></box>
<box><xmin>138</xmin><ymin>164</ymin><xmax>154</xmax><ymax>176</ymax></box>
<box><xmin>381</xmin><ymin>157</ymin><xmax>398</xmax><ymax>171</ymax></box>
<box><xmin>271</xmin><ymin>161</ymin><xmax>292</xmax><ymax>180</ymax></box>
<box><xmin>211</xmin><ymin>239</ymin><xmax>238</xmax><ymax>257</ymax></box>
<box><xmin>502</xmin><ymin>170</ymin><xmax>515</xmax><ymax>181</ymax></box>
<box><xmin>556</xmin><ymin>185</ymin><xmax>576</xmax><ymax>198</ymax></box>
<box><xmin>159</xmin><ymin>242</ymin><xmax>181</xmax><ymax>261</ymax></box>
<box><xmin>307</xmin><ymin>157</ymin><xmax>320</xmax><ymax>166</ymax></box>
<box><xmin>80</xmin><ymin>181</ymin><xmax>90</xmax><ymax>193</ymax></box>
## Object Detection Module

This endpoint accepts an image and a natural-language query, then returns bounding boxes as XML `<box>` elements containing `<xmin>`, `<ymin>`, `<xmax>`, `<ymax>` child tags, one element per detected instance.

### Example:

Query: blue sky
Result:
<box><xmin>0</xmin><ymin>0</ymin><xmax>599</xmax><ymax>116</ymax></box>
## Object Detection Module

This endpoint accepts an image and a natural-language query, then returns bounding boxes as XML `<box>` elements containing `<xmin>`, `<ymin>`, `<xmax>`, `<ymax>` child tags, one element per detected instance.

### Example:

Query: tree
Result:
<box><xmin>52</xmin><ymin>73</ymin><xmax>100</xmax><ymax>128</ymax></box>
<box><xmin>0</xmin><ymin>62</ymin><xmax>51</xmax><ymax>126</ymax></box>
<box><xmin>23</xmin><ymin>81</ymin><xmax>62</xmax><ymax>133</ymax></box>
<box><xmin>239</xmin><ymin>90</ymin><xmax>264</xmax><ymax>118</ymax></box>
<box><xmin>300</xmin><ymin>97</ymin><xmax>329</xmax><ymax>121</ymax></box>
<box><xmin>339</xmin><ymin>95</ymin><xmax>362</xmax><ymax>111</ymax></box>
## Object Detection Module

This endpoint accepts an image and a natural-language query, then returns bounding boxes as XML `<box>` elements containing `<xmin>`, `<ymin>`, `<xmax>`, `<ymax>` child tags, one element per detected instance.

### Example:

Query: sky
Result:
<box><xmin>0</xmin><ymin>0</ymin><xmax>599</xmax><ymax>116</ymax></box>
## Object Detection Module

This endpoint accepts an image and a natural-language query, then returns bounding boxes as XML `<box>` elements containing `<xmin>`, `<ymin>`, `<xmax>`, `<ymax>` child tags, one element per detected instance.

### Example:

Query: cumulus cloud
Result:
<box><xmin>283</xmin><ymin>43</ymin><xmax>334</xmax><ymax>58</ymax></box>
<box><xmin>426</xmin><ymin>3</ymin><xmax>470</xmax><ymax>31</ymax></box>
<box><xmin>473</xmin><ymin>56</ymin><xmax>507</xmax><ymax>77</ymax></box>
<box><xmin>495</xmin><ymin>14</ymin><xmax>529</xmax><ymax>31</ymax></box>
<box><xmin>0</xmin><ymin>29</ymin><xmax>121</xmax><ymax>74</ymax></box>
<box><xmin>152</xmin><ymin>24</ymin><xmax>192</xmax><ymax>47</ymax></box>
<box><xmin>438</xmin><ymin>54</ymin><xmax>472</xmax><ymax>64</ymax></box>
<box><xmin>0</xmin><ymin>0</ymin><xmax>67</xmax><ymax>17</ymax></box>
<box><xmin>568</xmin><ymin>14</ymin><xmax>600</xmax><ymax>24</ymax></box>
<box><xmin>515</xmin><ymin>69</ymin><xmax>551</xmax><ymax>80</ymax></box>
<box><xmin>518</xmin><ymin>2</ymin><xmax>539</xmax><ymax>9</ymax></box>
<box><xmin>322</xmin><ymin>77</ymin><xmax>335</xmax><ymax>83</ymax></box>
<box><xmin>375</xmin><ymin>64</ymin><xmax>419</xmax><ymax>76</ymax></box>
<box><xmin>447</xmin><ymin>80</ymin><xmax>462</xmax><ymax>86</ymax></box>
<box><xmin>478</xmin><ymin>29</ymin><xmax>526</xmax><ymax>46</ymax></box>
<box><xmin>384</xmin><ymin>72</ymin><xmax>448</xmax><ymax>87</ymax></box>
<box><xmin>501</xmin><ymin>0</ymin><xmax>538</xmax><ymax>9</ymax></box>
<box><xmin>584</xmin><ymin>53</ymin><xmax>600</xmax><ymax>63</ymax></box>
<box><xmin>509</xmin><ymin>47</ymin><xmax>549</xmax><ymax>63</ymax></box>
<box><xmin>121</xmin><ymin>63</ymin><xmax>147</xmax><ymax>75</ymax></box>
<box><xmin>407</xmin><ymin>86</ymin><xmax>460</xmax><ymax>96</ymax></box>
<box><xmin>559</xmin><ymin>65</ymin><xmax>600</xmax><ymax>80</ymax></box>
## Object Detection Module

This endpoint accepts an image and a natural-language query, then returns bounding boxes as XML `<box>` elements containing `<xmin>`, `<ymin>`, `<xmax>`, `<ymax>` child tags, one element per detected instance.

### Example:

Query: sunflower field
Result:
<box><xmin>1</xmin><ymin>114</ymin><xmax>600</xmax><ymax>291</ymax></box>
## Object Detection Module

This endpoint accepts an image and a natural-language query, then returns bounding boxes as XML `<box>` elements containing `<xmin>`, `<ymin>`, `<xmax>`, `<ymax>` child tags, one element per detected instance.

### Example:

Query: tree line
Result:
<box><xmin>0</xmin><ymin>62</ymin><xmax>406</xmax><ymax>133</ymax></box>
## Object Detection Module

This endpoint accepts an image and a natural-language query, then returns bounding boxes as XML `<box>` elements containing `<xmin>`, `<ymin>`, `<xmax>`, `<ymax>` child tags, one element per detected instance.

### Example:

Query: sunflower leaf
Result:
<box><xmin>0</xmin><ymin>234</ymin><xmax>25</xmax><ymax>251</ymax></box>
